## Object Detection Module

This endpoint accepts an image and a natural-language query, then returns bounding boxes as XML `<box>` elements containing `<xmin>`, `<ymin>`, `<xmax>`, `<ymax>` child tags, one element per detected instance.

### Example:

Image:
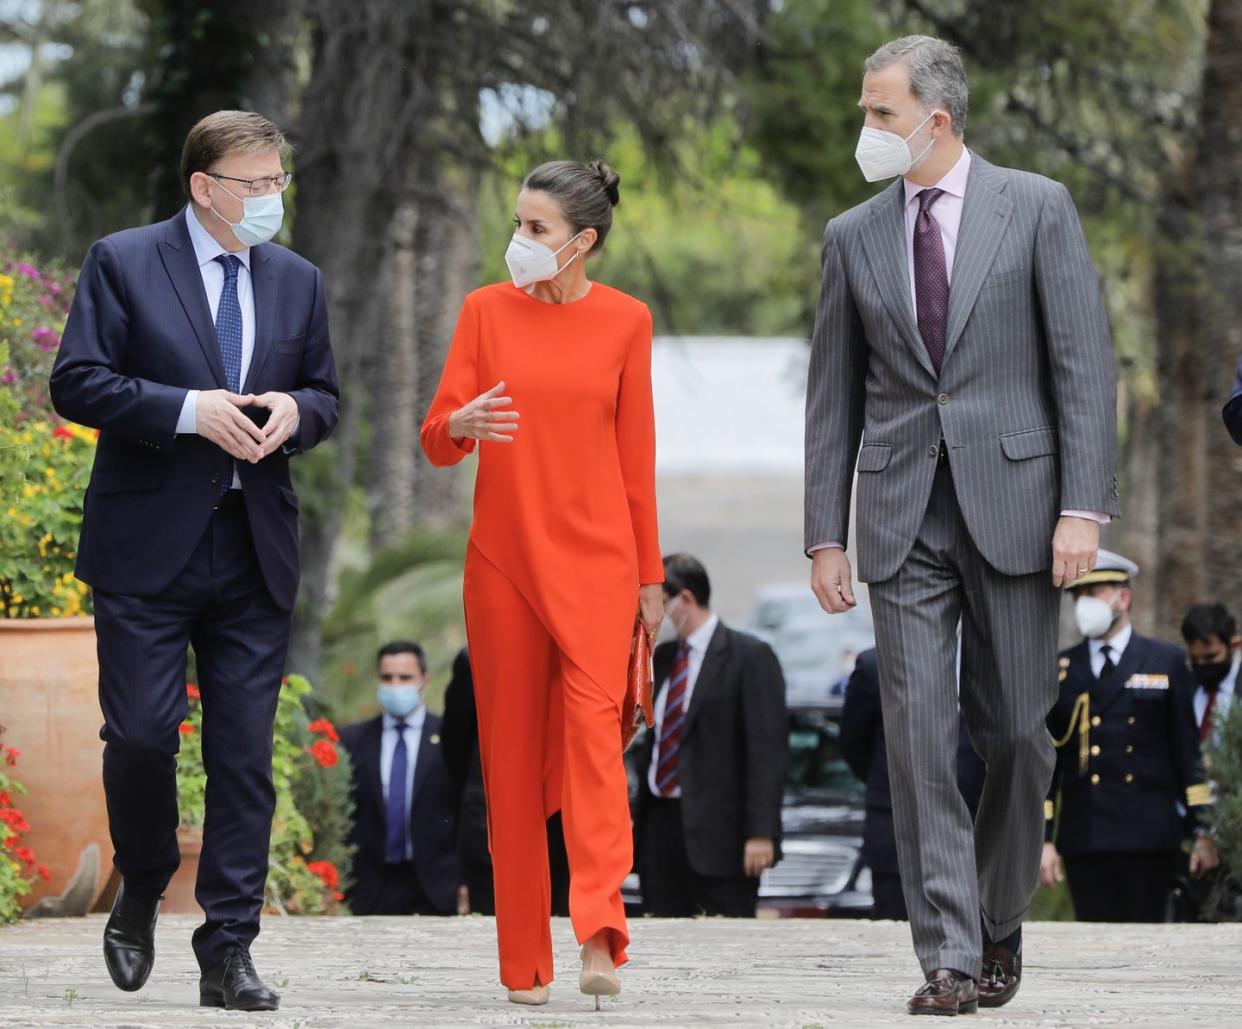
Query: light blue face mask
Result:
<box><xmin>378</xmin><ymin>684</ymin><xmax>424</xmax><ymax>720</ymax></box>
<box><xmin>210</xmin><ymin>180</ymin><xmax>284</xmax><ymax>246</ymax></box>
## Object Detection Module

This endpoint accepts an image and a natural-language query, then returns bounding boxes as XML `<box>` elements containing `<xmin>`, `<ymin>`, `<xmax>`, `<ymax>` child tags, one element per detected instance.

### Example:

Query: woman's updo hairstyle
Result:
<box><xmin>522</xmin><ymin>158</ymin><xmax>621</xmax><ymax>253</ymax></box>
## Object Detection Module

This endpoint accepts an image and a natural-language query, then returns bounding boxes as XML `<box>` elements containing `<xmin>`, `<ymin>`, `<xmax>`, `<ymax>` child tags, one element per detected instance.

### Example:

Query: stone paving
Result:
<box><xmin>1</xmin><ymin>915</ymin><xmax>1240</xmax><ymax>1028</ymax></box>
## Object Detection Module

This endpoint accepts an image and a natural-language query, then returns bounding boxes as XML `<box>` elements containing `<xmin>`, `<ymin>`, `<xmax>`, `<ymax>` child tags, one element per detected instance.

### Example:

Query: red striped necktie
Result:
<box><xmin>655</xmin><ymin>642</ymin><xmax>691</xmax><ymax>797</ymax></box>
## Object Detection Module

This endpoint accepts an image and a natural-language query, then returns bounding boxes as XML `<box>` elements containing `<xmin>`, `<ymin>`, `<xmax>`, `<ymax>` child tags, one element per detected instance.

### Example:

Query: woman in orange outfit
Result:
<box><xmin>420</xmin><ymin>159</ymin><xmax>664</xmax><ymax>1009</ymax></box>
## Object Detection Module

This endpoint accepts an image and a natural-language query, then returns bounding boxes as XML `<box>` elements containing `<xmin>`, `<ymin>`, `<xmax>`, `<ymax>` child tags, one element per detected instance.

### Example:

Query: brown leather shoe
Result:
<box><xmin>978</xmin><ymin>942</ymin><xmax>1021</xmax><ymax>1008</ymax></box>
<box><xmin>907</xmin><ymin>970</ymin><xmax>979</xmax><ymax>1016</ymax></box>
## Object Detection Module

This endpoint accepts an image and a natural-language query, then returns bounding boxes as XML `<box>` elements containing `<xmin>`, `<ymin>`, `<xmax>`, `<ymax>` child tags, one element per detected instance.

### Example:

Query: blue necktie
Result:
<box><xmin>213</xmin><ymin>254</ymin><xmax>243</xmax><ymax>392</ymax></box>
<box><xmin>213</xmin><ymin>255</ymin><xmax>243</xmax><ymax>495</ymax></box>
<box><xmin>384</xmin><ymin>721</ymin><xmax>409</xmax><ymax>863</ymax></box>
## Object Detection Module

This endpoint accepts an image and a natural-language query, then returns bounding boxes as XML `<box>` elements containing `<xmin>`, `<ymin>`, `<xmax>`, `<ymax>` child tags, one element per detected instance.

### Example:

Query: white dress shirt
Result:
<box><xmin>1089</xmin><ymin>622</ymin><xmax>1133</xmax><ymax>678</ymax></box>
<box><xmin>648</xmin><ymin>613</ymin><xmax>720</xmax><ymax>798</ymax></box>
<box><xmin>380</xmin><ymin>706</ymin><xmax>425</xmax><ymax>861</ymax></box>
<box><xmin>176</xmin><ymin>206</ymin><xmax>256</xmax><ymax>489</ymax></box>
<box><xmin>1194</xmin><ymin>651</ymin><xmax>1238</xmax><ymax>741</ymax></box>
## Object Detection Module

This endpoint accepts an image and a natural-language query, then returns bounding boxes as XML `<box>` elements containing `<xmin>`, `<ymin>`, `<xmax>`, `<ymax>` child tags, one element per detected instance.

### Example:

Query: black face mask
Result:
<box><xmin>1193</xmin><ymin>660</ymin><xmax>1233</xmax><ymax>692</ymax></box>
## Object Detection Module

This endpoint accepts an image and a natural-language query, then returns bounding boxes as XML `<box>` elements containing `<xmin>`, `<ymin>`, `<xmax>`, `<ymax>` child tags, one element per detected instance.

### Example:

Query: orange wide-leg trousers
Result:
<box><xmin>463</xmin><ymin>542</ymin><xmax>632</xmax><ymax>990</ymax></box>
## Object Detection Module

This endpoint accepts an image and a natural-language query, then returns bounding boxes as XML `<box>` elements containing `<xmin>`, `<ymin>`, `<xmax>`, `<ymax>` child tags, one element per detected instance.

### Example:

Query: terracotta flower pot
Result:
<box><xmin>162</xmin><ymin>828</ymin><xmax>205</xmax><ymax>917</ymax></box>
<box><xmin>0</xmin><ymin>616</ymin><xmax>112</xmax><ymax>915</ymax></box>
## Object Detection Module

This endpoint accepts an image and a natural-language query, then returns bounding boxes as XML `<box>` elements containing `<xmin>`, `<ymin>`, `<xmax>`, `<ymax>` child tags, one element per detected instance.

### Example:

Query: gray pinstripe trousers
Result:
<box><xmin>869</xmin><ymin>460</ymin><xmax>1060</xmax><ymax>978</ymax></box>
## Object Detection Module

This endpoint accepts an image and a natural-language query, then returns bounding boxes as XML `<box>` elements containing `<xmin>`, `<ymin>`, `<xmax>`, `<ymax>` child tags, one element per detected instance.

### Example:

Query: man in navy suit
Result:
<box><xmin>340</xmin><ymin>641</ymin><xmax>462</xmax><ymax>917</ymax></box>
<box><xmin>49</xmin><ymin>111</ymin><xmax>338</xmax><ymax>1011</ymax></box>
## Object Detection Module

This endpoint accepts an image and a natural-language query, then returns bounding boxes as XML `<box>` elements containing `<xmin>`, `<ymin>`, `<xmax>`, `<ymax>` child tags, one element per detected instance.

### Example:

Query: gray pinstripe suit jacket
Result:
<box><xmin>804</xmin><ymin>152</ymin><xmax>1121</xmax><ymax>583</ymax></box>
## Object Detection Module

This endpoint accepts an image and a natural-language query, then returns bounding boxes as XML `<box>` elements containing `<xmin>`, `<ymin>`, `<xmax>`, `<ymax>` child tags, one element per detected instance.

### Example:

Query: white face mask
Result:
<box><xmin>657</xmin><ymin>594</ymin><xmax>684</xmax><ymax>645</ymax></box>
<box><xmin>210</xmin><ymin>180</ymin><xmax>284</xmax><ymax>246</ymax></box>
<box><xmin>505</xmin><ymin>230</ymin><xmax>583</xmax><ymax>288</ymax></box>
<box><xmin>854</xmin><ymin>109</ymin><xmax>940</xmax><ymax>183</ymax></box>
<box><xmin>1075</xmin><ymin>595</ymin><xmax>1119</xmax><ymax>640</ymax></box>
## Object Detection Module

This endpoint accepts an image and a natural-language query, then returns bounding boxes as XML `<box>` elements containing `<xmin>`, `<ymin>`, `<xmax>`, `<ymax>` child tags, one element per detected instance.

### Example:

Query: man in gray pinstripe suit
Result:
<box><xmin>804</xmin><ymin>37</ymin><xmax>1119</xmax><ymax>1016</ymax></box>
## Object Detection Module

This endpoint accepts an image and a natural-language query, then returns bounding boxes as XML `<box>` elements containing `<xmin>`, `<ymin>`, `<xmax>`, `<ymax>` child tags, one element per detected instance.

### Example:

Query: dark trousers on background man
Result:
<box><xmin>1064</xmin><ymin>851</ymin><xmax>1175</xmax><ymax>922</ymax></box>
<box><xmin>639</xmin><ymin>798</ymin><xmax>759</xmax><ymax>917</ymax></box>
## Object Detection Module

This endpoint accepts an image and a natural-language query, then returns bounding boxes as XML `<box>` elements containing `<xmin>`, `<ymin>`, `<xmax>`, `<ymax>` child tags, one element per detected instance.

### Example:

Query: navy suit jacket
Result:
<box><xmin>1223</xmin><ymin>360</ymin><xmax>1242</xmax><ymax>444</ymax></box>
<box><xmin>340</xmin><ymin>713</ymin><xmax>461</xmax><ymax>915</ymax></box>
<box><xmin>49</xmin><ymin>210</ymin><xmax>338</xmax><ymax>611</ymax></box>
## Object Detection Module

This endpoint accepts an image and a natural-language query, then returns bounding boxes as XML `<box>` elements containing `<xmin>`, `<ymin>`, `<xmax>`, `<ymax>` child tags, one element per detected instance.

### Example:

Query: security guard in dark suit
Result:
<box><xmin>1041</xmin><ymin>551</ymin><xmax>1219</xmax><ymax>921</ymax></box>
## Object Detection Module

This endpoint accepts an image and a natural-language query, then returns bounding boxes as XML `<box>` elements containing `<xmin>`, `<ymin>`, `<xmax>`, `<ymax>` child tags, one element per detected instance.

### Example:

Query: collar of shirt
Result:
<box><xmin>184</xmin><ymin>205</ymin><xmax>251</xmax><ymax>274</ymax></box>
<box><xmin>1089</xmin><ymin>622</ymin><xmax>1133</xmax><ymax>668</ymax></box>
<box><xmin>382</xmin><ymin>707</ymin><xmax>425</xmax><ymax>735</ymax></box>
<box><xmin>903</xmin><ymin>146</ymin><xmax>971</xmax><ymax>212</ymax></box>
<box><xmin>682</xmin><ymin>612</ymin><xmax>720</xmax><ymax>658</ymax></box>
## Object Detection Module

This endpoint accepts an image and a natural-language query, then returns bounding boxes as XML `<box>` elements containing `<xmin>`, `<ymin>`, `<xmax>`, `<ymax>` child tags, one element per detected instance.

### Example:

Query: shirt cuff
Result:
<box><xmin>176</xmin><ymin>389</ymin><xmax>199</xmax><ymax>435</ymax></box>
<box><xmin>1061</xmin><ymin>510</ymin><xmax>1111</xmax><ymax>525</ymax></box>
<box><xmin>809</xmin><ymin>541</ymin><xmax>844</xmax><ymax>553</ymax></box>
<box><xmin>282</xmin><ymin>416</ymin><xmax>301</xmax><ymax>455</ymax></box>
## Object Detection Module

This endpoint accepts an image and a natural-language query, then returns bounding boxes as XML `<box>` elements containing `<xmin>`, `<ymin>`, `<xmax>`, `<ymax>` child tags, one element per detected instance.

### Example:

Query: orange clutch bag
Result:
<box><xmin>622</xmin><ymin>616</ymin><xmax>655</xmax><ymax>751</ymax></box>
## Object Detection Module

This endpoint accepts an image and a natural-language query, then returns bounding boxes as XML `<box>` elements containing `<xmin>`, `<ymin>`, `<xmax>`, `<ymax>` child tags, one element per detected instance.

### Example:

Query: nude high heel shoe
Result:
<box><xmin>506</xmin><ymin>981</ymin><xmax>550</xmax><ymax>1006</ymax></box>
<box><xmin>579</xmin><ymin>943</ymin><xmax>620</xmax><ymax>1011</ymax></box>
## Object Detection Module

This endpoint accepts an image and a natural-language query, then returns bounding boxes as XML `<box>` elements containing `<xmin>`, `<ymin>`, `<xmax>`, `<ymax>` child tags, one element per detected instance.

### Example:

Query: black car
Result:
<box><xmin>623</xmin><ymin>703</ymin><xmax>873</xmax><ymax>917</ymax></box>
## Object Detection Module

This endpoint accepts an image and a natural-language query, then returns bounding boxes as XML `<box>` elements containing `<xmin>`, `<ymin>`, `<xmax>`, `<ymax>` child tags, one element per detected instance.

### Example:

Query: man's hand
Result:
<box><xmin>195</xmin><ymin>389</ymin><xmax>263</xmax><ymax>462</ymax></box>
<box><xmin>1039</xmin><ymin>841</ymin><xmax>1064</xmax><ymax>889</ymax></box>
<box><xmin>811</xmin><ymin>548</ymin><xmax>857</xmax><ymax>614</ymax></box>
<box><xmin>1190</xmin><ymin>835</ymin><xmax>1220</xmax><ymax>879</ymax></box>
<box><xmin>448</xmin><ymin>381</ymin><xmax>520</xmax><ymax>444</ymax></box>
<box><xmin>1052</xmin><ymin>516</ymin><xmax>1100</xmax><ymax>589</ymax></box>
<box><xmin>456</xmin><ymin>884</ymin><xmax>471</xmax><ymax>916</ymax></box>
<box><xmin>250</xmin><ymin>392</ymin><xmax>301</xmax><ymax>458</ymax></box>
<box><xmin>744</xmin><ymin>837</ymin><xmax>775</xmax><ymax>878</ymax></box>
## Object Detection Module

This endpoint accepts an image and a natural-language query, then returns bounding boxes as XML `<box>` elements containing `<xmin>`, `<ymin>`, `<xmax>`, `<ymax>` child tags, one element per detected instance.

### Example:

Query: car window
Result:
<box><xmin>786</xmin><ymin>710</ymin><xmax>864</xmax><ymax>801</ymax></box>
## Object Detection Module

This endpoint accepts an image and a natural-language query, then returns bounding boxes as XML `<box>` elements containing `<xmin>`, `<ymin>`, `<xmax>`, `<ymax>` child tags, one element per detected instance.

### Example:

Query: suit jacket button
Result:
<box><xmin>1125</xmin><ymin>744</ymin><xmax>1134</xmax><ymax>754</ymax></box>
<box><xmin>1090</xmin><ymin>745</ymin><xmax>1101</xmax><ymax>756</ymax></box>
<box><xmin>1124</xmin><ymin>773</ymin><xmax>1135</xmax><ymax>784</ymax></box>
<box><xmin>1091</xmin><ymin>716</ymin><xmax>1102</xmax><ymax>727</ymax></box>
<box><xmin>1090</xmin><ymin>774</ymin><xmax>1100</xmax><ymax>785</ymax></box>
<box><xmin>929</xmin><ymin>444</ymin><xmax>939</xmax><ymax>458</ymax></box>
<box><xmin>1128</xmin><ymin>716</ymin><xmax>1136</xmax><ymax>726</ymax></box>
<box><xmin>938</xmin><ymin>393</ymin><xmax>949</xmax><ymax>405</ymax></box>
<box><xmin>211</xmin><ymin>472</ymin><xmax>221</xmax><ymax>484</ymax></box>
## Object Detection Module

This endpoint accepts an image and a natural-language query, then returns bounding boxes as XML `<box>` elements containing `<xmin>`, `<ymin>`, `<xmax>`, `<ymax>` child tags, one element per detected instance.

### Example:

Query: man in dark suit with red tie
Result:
<box><xmin>630</xmin><ymin>554</ymin><xmax>789</xmax><ymax>917</ymax></box>
<box><xmin>340</xmin><ymin>641</ymin><xmax>461</xmax><ymax>916</ymax></box>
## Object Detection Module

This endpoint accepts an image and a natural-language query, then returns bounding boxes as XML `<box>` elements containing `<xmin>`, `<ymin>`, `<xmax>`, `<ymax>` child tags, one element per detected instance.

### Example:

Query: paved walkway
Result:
<box><xmin>1</xmin><ymin>915</ymin><xmax>1240</xmax><ymax>1028</ymax></box>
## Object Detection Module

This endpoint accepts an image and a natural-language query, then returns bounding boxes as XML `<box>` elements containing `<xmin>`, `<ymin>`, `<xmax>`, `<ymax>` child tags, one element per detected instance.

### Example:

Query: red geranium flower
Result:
<box><xmin>0</xmin><ymin>808</ymin><xmax>29</xmax><ymax>833</ymax></box>
<box><xmin>5</xmin><ymin>747</ymin><xmax>19</xmax><ymax>765</ymax></box>
<box><xmin>333</xmin><ymin>891</ymin><xmax>344</xmax><ymax>901</ymax></box>
<box><xmin>0</xmin><ymin>790</ymin><xmax>10</xmax><ymax>807</ymax></box>
<box><xmin>308</xmin><ymin>740</ymin><xmax>338</xmax><ymax>768</ymax></box>
<box><xmin>15</xmin><ymin>846</ymin><xmax>35</xmax><ymax>867</ymax></box>
<box><xmin>306</xmin><ymin>860</ymin><xmax>339</xmax><ymax>890</ymax></box>
<box><xmin>307</xmin><ymin>719</ymin><xmax>339</xmax><ymax>743</ymax></box>
<box><xmin>186</xmin><ymin>683</ymin><xmax>200</xmax><ymax>699</ymax></box>
<box><xmin>178</xmin><ymin>722</ymin><xmax>194</xmax><ymax>736</ymax></box>
<box><xmin>37</xmin><ymin>864</ymin><xmax>51</xmax><ymax>881</ymax></box>
<box><xmin>52</xmin><ymin>426</ymin><xmax>74</xmax><ymax>440</ymax></box>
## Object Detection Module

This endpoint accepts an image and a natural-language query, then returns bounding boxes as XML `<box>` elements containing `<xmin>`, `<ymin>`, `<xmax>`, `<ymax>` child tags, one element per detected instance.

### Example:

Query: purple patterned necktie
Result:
<box><xmin>913</xmin><ymin>187</ymin><xmax>948</xmax><ymax>373</ymax></box>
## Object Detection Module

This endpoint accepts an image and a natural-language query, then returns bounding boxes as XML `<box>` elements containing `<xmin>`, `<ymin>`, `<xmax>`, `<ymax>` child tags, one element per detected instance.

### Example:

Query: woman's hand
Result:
<box><xmin>448</xmin><ymin>381</ymin><xmax>520</xmax><ymax>443</ymax></box>
<box><xmin>638</xmin><ymin>584</ymin><xmax>665</xmax><ymax>640</ymax></box>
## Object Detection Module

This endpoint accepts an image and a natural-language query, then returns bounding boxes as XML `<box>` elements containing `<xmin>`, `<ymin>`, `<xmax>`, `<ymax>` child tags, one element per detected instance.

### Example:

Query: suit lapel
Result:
<box><xmin>158</xmin><ymin>211</ymin><xmax>227</xmax><ymax>389</ymax></box>
<box><xmin>683</xmin><ymin>621</ymin><xmax>729</xmax><ymax>739</ymax></box>
<box><xmin>363</xmin><ymin>716</ymin><xmax>385</xmax><ymax>814</ymax></box>
<box><xmin>942</xmin><ymin>154</ymin><xmax>1013</xmax><ymax>364</ymax></box>
<box><xmin>409</xmin><ymin>715</ymin><xmax>438</xmax><ymax>806</ymax></box>
<box><xmin>242</xmin><ymin>244</ymin><xmax>276</xmax><ymax>394</ymax></box>
<box><xmin>860</xmin><ymin>182</ymin><xmax>936</xmax><ymax>379</ymax></box>
<box><xmin>1096</xmin><ymin>634</ymin><xmax>1147</xmax><ymax>715</ymax></box>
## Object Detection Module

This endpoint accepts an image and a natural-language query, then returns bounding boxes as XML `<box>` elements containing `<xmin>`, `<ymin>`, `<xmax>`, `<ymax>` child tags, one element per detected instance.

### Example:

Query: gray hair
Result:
<box><xmin>864</xmin><ymin>35</ymin><xmax>969</xmax><ymax>137</ymax></box>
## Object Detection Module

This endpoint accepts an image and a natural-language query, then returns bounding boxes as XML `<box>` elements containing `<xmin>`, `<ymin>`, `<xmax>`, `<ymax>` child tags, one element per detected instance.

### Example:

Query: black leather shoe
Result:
<box><xmin>199</xmin><ymin>946</ymin><xmax>280</xmax><ymax>1011</ymax></box>
<box><xmin>102</xmin><ymin>883</ymin><xmax>160</xmax><ymax>992</ymax></box>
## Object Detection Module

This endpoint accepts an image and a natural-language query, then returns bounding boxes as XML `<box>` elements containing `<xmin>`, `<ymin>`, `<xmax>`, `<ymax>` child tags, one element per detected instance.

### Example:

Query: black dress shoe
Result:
<box><xmin>199</xmin><ymin>946</ymin><xmax>280</xmax><ymax>1011</ymax></box>
<box><xmin>102</xmin><ymin>883</ymin><xmax>160</xmax><ymax>992</ymax></box>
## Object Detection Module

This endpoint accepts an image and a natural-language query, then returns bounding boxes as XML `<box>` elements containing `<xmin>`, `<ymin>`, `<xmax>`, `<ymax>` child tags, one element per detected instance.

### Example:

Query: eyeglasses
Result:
<box><xmin>207</xmin><ymin>171</ymin><xmax>293</xmax><ymax>196</ymax></box>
